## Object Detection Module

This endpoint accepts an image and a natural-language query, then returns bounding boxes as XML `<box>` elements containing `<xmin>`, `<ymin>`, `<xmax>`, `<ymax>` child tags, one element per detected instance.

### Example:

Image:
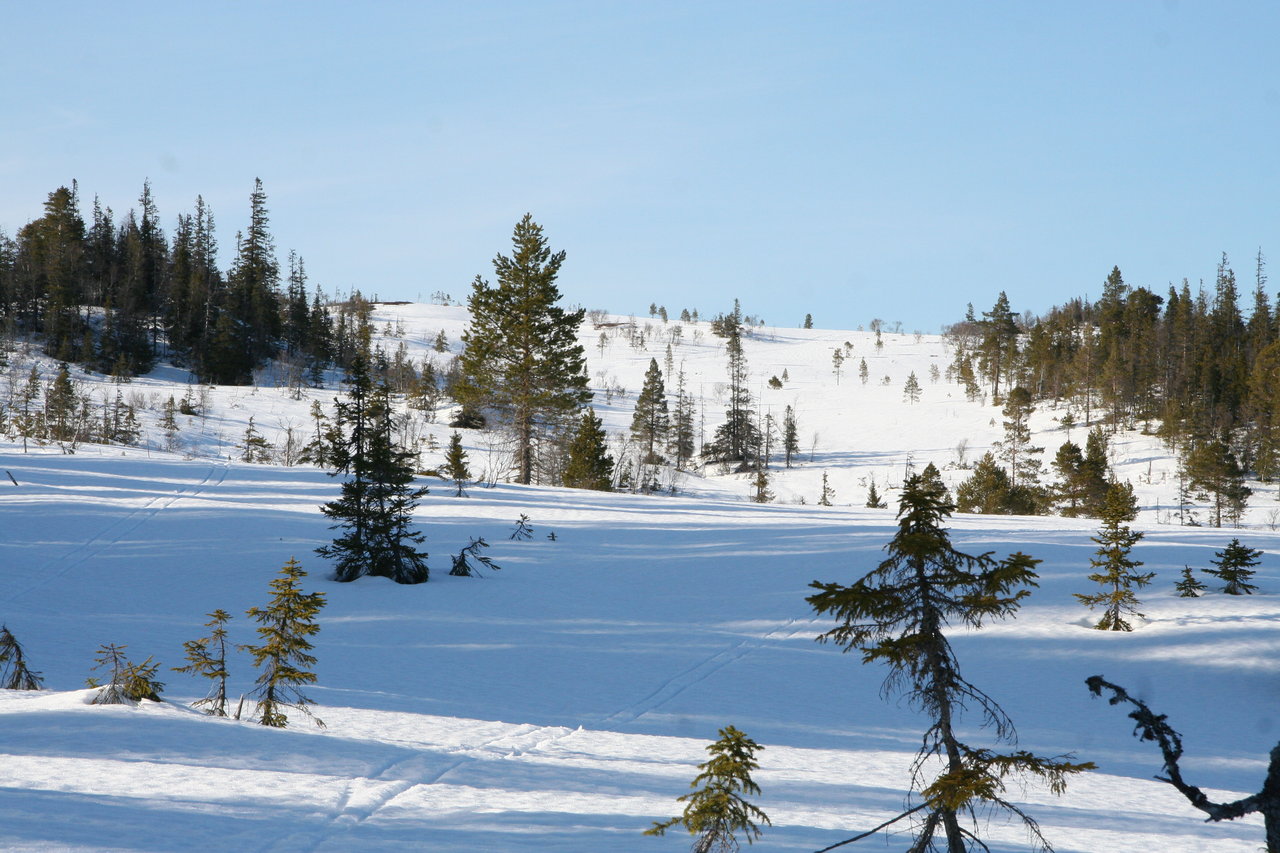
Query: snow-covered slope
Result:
<box><xmin>1</xmin><ymin>305</ymin><xmax>1276</xmax><ymax>851</ymax></box>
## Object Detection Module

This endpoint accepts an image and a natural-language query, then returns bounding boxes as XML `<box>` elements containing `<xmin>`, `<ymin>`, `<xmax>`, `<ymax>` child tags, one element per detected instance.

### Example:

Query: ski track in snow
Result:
<box><xmin>600</xmin><ymin>618</ymin><xmax>802</xmax><ymax>726</ymax></box>
<box><xmin>1</xmin><ymin>460</ymin><xmax>228</xmax><ymax>607</ymax></box>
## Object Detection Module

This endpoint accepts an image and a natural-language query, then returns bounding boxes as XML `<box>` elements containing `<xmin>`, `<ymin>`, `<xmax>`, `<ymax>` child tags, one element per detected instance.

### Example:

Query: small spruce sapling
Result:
<box><xmin>242</xmin><ymin>558</ymin><xmax>326</xmax><ymax>728</ymax></box>
<box><xmin>1074</xmin><ymin>482</ymin><xmax>1154</xmax><ymax>631</ymax></box>
<box><xmin>443</xmin><ymin>431</ymin><xmax>470</xmax><ymax>497</ymax></box>
<box><xmin>173</xmin><ymin>609</ymin><xmax>233</xmax><ymax>716</ymax></box>
<box><xmin>510</xmin><ymin>514</ymin><xmax>534</xmax><ymax>541</ymax></box>
<box><xmin>450</xmin><ymin>538</ymin><xmax>501</xmax><ymax>577</ymax></box>
<box><xmin>645</xmin><ymin>725</ymin><xmax>771</xmax><ymax>851</ymax></box>
<box><xmin>864</xmin><ymin>479</ymin><xmax>886</xmax><ymax>509</ymax></box>
<box><xmin>0</xmin><ymin>625</ymin><xmax>43</xmax><ymax>690</ymax></box>
<box><xmin>818</xmin><ymin>471</ymin><xmax>835</xmax><ymax>507</ymax></box>
<box><xmin>1175</xmin><ymin>566</ymin><xmax>1207</xmax><ymax>598</ymax></box>
<box><xmin>88</xmin><ymin>643</ymin><xmax>164</xmax><ymax>704</ymax></box>
<box><xmin>1205</xmin><ymin>538</ymin><xmax>1262</xmax><ymax>594</ymax></box>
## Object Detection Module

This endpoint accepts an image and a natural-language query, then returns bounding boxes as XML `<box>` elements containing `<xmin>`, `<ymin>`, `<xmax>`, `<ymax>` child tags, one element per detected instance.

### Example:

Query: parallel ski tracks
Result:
<box><xmin>3</xmin><ymin>461</ymin><xmax>229</xmax><ymax>606</ymax></box>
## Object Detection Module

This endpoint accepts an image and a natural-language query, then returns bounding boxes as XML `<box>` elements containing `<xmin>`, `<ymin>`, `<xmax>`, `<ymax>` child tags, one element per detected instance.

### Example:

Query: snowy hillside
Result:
<box><xmin>1</xmin><ymin>304</ymin><xmax>1277</xmax><ymax>851</ymax></box>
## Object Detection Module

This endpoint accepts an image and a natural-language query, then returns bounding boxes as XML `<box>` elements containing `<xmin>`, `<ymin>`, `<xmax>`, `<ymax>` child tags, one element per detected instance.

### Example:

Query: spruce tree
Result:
<box><xmin>0</xmin><ymin>626</ymin><xmax>43</xmax><ymax>690</ymax></box>
<box><xmin>88</xmin><ymin>643</ymin><xmax>164</xmax><ymax>704</ymax></box>
<box><xmin>703</xmin><ymin>322</ymin><xmax>759</xmax><ymax>469</ymax></box>
<box><xmin>173</xmin><ymin>609</ymin><xmax>232</xmax><ymax>716</ymax></box>
<box><xmin>864</xmin><ymin>479</ymin><xmax>886</xmax><ymax>508</ymax></box>
<box><xmin>1205</xmin><ymin>538</ymin><xmax>1262</xmax><ymax>594</ymax></box>
<box><xmin>1074</xmin><ymin>482</ymin><xmax>1153</xmax><ymax>631</ymax></box>
<box><xmin>563</xmin><ymin>407</ymin><xmax>614</xmax><ymax>490</ymax></box>
<box><xmin>317</xmin><ymin>355</ymin><xmax>429</xmax><ymax>584</ymax></box>
<box><xmin>1185</xmin><ymin>438</ymin><xmax>1252</xmax><ymax>527</ymax></box>
<box><xmin>782</xmin><ymin>405</ymin><xmax>799</xmax><ymax>468</ymax></box>
<box><xmin>903</xmin><ymin>371</ymin><xmax>922</xmax><ymax>403</ymax></box>
<box><xmin>631</xmin><ymin>358</ymin><xmax>670</xmax><ymax>464</ymax></box>
<box><xmin>818</xmin><ymin>471</ymin><xmax>835</xmax><ymax>506</ymax></box>
<box><xmin>443</xmin><ymin>431</ymin><xmax>471</xmax><ymax>497</ymax></box>
<box><xmin>456</xmin><ymin>214</ymin><xmax>590</xmax><ymax>484</ymax></box>
<box><xmin>1175</xmin><ymin>565</ymin><xmax>1207</xmax><ymax>597</ymax></box>
<box><xmin>243</xmin><ymin>558</ymin><xmax>326</xmax><ymax>728</ymax></box>
<box><xmin>645</xmin><ymin>725</ymin><xmax>771</xmax><ymax>851</ymax></box>
<box><xmin>670</xmin><ymin>368</ymin><xmax>697</xmax><ymax>471</ymax></box>
<box><xmin>807</xmin><ymin>473</ymin><xmax>1090</xmax><ymax>851</ymax></box>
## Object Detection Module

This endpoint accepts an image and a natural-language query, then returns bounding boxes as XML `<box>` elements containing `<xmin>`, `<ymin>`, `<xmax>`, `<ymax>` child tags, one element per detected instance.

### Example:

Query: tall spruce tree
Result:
<box><xmin>1074</xmin><ymin>482</ymin><xmax>1153</xmax><ymax>631</ymax></box>
<box><xmin>631</xmin><ymin>358</ymin><xmax>670</xmax><ymax>464</ymax></box>
<box><xmin>782</xmin><ymin>405</ymin><xmax>799</xmax><ymax>469</ymax></box>
<box><xmin>703</xmin><ymin>320</ymin><xmax>759</xmax><ymax>469</ymax></box>
<box><xmin>243</xmin><ymin>558</ymin><xmax>326</xmax><ymax>728</ymax></box>
<box><xmin>317</xmin><ymin>354</ymin><xmax>429</xmax><ymax>584</ymax></box>
<box><xmin>456</xmin><ymin>214</ymin><xmax>590</xmax><ymax>484</ymax></box>
<box><xmin>808</xmin><ymin>473</ymin><xmax>1090</xmax><ymax>851</ymax></box>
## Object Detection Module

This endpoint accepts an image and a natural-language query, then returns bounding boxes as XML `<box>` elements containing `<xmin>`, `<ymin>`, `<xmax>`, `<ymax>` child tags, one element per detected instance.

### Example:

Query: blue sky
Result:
<box><xmin>3</xmin><ymin>1</ymin><xmax>1279</xmax><ymax>331</ymax></box>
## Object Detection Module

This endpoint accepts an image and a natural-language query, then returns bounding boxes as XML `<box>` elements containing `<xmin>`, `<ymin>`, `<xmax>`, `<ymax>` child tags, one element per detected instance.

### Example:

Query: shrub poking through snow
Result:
<box><xmin>88</xmin><ymin>643</ymin><xmax>164</xmax><ymax>704</ymax></box>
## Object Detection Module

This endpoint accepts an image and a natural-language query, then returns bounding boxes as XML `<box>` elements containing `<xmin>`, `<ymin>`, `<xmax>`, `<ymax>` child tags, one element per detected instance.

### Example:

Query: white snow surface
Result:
<box><xmin>1</xmin><ymin>303</ymin><xmax>1277</xmax><ymax>851</ymax></box>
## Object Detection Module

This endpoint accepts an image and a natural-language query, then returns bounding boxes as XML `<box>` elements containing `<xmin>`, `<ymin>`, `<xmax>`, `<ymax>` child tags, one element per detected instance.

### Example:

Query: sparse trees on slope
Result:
<box><xmin>1205</xmin><ymin>538</ymin><xmax>1261</xmax><ymax>594</ymax></box>
<box><xmin>807</xmin><ymin>473</ymin><xmax>1090</xmax><ymax>851</ymax></box>
<box><xmin>1074</xmin><ymin>482</ymin><xmax>1153</xmax><ymax>631</ymax></box>
<box><xmin>645</xmin><ymin>725</ymin><xmax>771</xmax><ymax>852</ymax></box>
<box><xmin>243</xmin><ymin>558</ymin><xmax>326</xmax><ymax>728</ymax></box>
<box><xmin>1087</xmin><ymin>675</ymin><xmax>1280</xmax><ymax>853</ymax></box>
<box><xmin>456</xmin><ymin>214</ymin><xmax>591</xmax><ymax>484</ymax></box>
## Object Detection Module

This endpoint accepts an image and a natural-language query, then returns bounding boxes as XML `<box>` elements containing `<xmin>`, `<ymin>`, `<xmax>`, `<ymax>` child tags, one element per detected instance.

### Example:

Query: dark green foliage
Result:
<box><xmin>0</xmin><ymin>625</ymin><xmax>43</xmax><ymax>690</ymax></box>
<box><xmin>563</xmin><ymin>408</ymin><xmax>614</xmax><ymax>490</ymax></box>
<box><xmin>803</xmin><ymin>313</ymin><xmax>813</xmax><ymax>329</ymax></box>
<box><xmin>955</xmin><ymin>452</ymin><xmax>1039</xmax><ymax>515</ymax></box>
<box><xmin>317</xmin><ymin>354</ymin><xmax>429</xmax><ymax>584</ymax></box>
<box><xmin>703</xmin><ymin>318</ymin><xmax>759</xmax><ymax>469</ymax></box>
<box><xmin>510</xmin><ymin>514</ymin><xmax>534</xmax><ymax>541</ymax></box>
<box><xmin>645</xmin><ymin>725</ymin><xmax>771</xmax><ymax>851</ymax></box>
<box><xmin>1185</xmin><ymin>438</ymin><xmax>1251</xmax><ymax>528</ymax></box>
<box><xmin>450</xmin><ymin>537</ymin><xmax>501</xmax><ymax>577</ymax></box>
<box><xmin>456</xmin><ymin>214</ymin><xmax>590</xmax><ymax>484</ymax></box>
<box><xmin>1205</xmin><ymin>538</ymin><xmax>1262</xmax><ymax>595</ymax></box>
<box><xmin>1074</xmin><ymin>482</ymin><xmax>1154</xmax><ymax>631</ymax></box>
<box><xmin>631</xmin><ymin>358</ymin><xmax>670</xmax><ymax>464</ymax></box>
<box><xmin>172</xmin><ymin>609</ymin><xmax>232</xmax><ymax>716</ymax></box>
<box><xmin>1086</xmin><ymin>675</ymin><xmax>1280</xmax><ymax>852</ymax></box>
<box><xmin>88</xmin><ymin>643</ymin><xmax>164</xmax><ymax>704</ymax></box>
<box><xmin>443</xmin><ymin>432</ymin><xmax>471</xmax><ymax>497</ymax></box>
<box><xmin>996</xmin><ymin>387</ymin><xmax>1043</xmax><ymax>489</ymax></box>
<box><xmin>864</xmin><ymin>479</ymin><xmax>886</xmax><ymax>508</ymax></box>
<box><xmin>808</xmin><ymin>473</ymin><xmax>1090</xmax><ymax>851</ymax></box>
<box><xmin>242</xmin><ymin>558</ymin><xmax>326</xmax><ymax>728</ymax></box>
<box><xmin>240</xmin><ymin>417</ymin><xmax>273</xmax><ymax>463</ymax></box>
<box><xmin>1175</xmin><ymin>565</ymin><xmax>1207</xmax><ymax>597</ymax></box>
<box><xmin>670</xmin><ymin>369</ymin><xmax>697</xmax><ymax>471</ymax></box>
<box><xmin>751</xmin><ymin>466</ymin><xmax>772</xmax><ymax>503</ymax></box>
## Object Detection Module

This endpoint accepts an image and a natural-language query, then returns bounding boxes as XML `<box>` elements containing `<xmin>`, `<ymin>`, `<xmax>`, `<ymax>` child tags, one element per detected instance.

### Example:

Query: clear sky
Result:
<box><xmin>3</xmin><ymin>1</ymin><xmax>1279</xmax><ymax>331</ymax></box>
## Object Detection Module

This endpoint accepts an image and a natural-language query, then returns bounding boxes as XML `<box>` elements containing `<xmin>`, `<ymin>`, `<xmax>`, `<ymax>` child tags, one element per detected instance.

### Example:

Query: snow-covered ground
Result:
<box><xmin>1</xmin><ymin>304</ymin><xmax>1276</xmax><ymax>851</ymax></box>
